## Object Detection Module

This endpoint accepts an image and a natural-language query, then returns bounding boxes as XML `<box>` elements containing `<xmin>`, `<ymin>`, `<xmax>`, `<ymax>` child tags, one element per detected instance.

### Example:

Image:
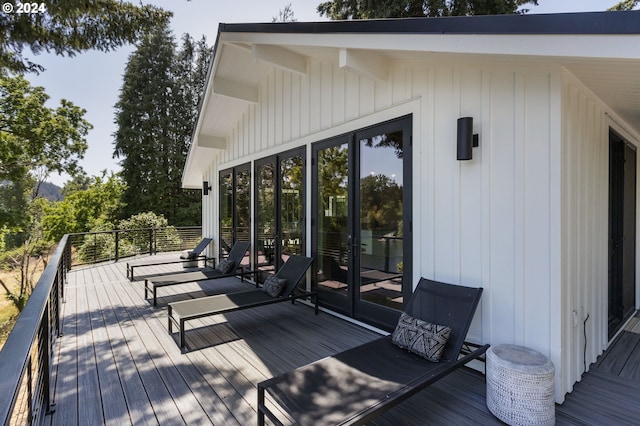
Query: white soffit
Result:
<box><xmin>220</xmin><ymin>32</ymin><xmax>640</xmax><ymax>61</ymax></box>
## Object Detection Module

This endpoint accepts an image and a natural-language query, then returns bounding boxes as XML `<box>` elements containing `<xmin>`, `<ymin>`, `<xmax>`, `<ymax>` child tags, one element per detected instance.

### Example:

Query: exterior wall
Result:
<box><xmin>560</xmin><ymin>69</ymin><xmax>640</xmax><ymax>398</ymax></box>
<box><xmin>198</xmin><ymin>57</ymin><xmax>598</xmax><ymax>401</ymax></box>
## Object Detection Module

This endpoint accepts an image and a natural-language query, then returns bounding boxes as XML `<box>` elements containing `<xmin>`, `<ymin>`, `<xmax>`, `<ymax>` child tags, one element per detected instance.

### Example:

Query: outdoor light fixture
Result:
<box><xmin>202</xmin><ymin>181</ymin><xmax>212</xmax><ymax>196</ymax></box>
<box><xmin>457</xmin><ymin>117</ymin><xmax>479</xmax><ymax>161</ymax></box>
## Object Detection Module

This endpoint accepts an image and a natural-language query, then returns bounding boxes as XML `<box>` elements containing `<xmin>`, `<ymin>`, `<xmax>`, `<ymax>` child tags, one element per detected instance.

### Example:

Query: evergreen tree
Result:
<box><xmin>0</xmin><ymin>1</ymin><xmax>170</xmax><ymax>74</ymax></box>
<box><xmin>317</xmin><ymin>0</ymin><xmax>537</xmax><ymax>19</ymax></box>
<box><xmin>609</xmin><ymin>0</ymin><xmax>639</xmax><ymax>10</ymax></box>
<box><xmin>273</xmin><ymin>3</ymin><xmax>297</xmax><ymax>22</ymax></box>
<box><xmin>113</xmin><ymin>25</ymin><xmax>211</xmax><ymax>225</ymax></box>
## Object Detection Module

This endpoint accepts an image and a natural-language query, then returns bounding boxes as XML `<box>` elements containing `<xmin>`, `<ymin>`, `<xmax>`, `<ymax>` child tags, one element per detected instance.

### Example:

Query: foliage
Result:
<box><xmin>273</xmin><ymin>3</ymin><xmax>297</xmax><ymax>22</ymax></box>
<box><xmin>77</xmin><ymin>211</ymin><xmax>181</xmax><ymax>262</ymax></box>
<box><xmin>113</xmin><ymin>25</ymin><xmax>209</xmax><ymax>225</ymax></box>
<box><xmin>61</xmin><ymin>171</ymin><xmax>92</xmax><ymax>196</ymax></box>
<box><xmin>0</xmin><ymin>75</ymin><xmax>91</xmax><ymax>231</ymax></box>
<box><xmin>0</xmin><ymin>1</ymin><xmax>171</xmax><ymax>74</ymax></box>
<box><xmin>0</xmin><ymin>198</ymin><xmax>50</xmax><ymax>312</ymax></box>
<box><xmin>317</xmin><ymin>0</ymin><xmax>538</xmax><ymax>19</ymax></box>
<box><xmin>0</xmin><ymin>226</ymin><xmax>5</xmax><ymax>252</ymax></box>
<box><xmin>609</xmin><ymin>0</ymin><xmax>639</xmax><ymax>10</ymax></box>
<box><xmin>42</xmin><ymin>172</ymin><xmax>125</xmax><ymax>241</ymax></box>
<box><xmin>318</xmin><ymin>145</ymin><xmax>349</xmax><ymax>234</ymax></box>
<box><xmin>360</xmin><ymin>174</ymin><xmax>402</xmax><ymax>233</ymax></box>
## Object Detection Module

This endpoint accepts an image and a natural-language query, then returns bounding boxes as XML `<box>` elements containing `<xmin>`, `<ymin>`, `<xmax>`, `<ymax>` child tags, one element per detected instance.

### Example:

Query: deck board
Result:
<box><xmin>85</xmin><ymin>283</ymin><xmax>130</xmax><ymax>425</ymax></box>
<box><xmin>116</xmin><ymin>275</ymin><xmax>238</xmax><ymax>424</ymax></box>
<box><xmin>46</xmin><ymin>254</ymin><xmax>640</xmax><ymax>425</ymax></box>
<box><xmin>52</xmin><ymin>275</ymin><xmax>78</xmax><ymax>426</ymax></box>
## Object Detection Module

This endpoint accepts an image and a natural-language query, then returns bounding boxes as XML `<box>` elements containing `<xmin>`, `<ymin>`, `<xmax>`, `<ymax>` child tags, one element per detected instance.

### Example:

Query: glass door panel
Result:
<box><xmin>357</xmin><ymin>130</ymin><xmax>404</xmax><ymax>312</ymax></box>
<box><xmin>315</xmin><ymin>142</ymin><xmax>350</xmax><ymax>300</ymax></box>
<box><xmin>219</xmin><ymin>171</ymin><xmax>233</xmax><ymax>258</ymax></box>
<box><xmin>254</xmin><ymin>148</ymin><xmax>306</xmax><ymax>279</ymax></box>
<box><xmin>235</xmin><ymin>167</ymin><xmax>251</xmax><ymax>267</ymax></box>
<box><xmin>256</xmin><ymin>160</ymin><xmax>276</xmax><ymax>272</ymax></box>
<box><xmin>219</xmin><ymin>164</ymin><xmax>251</xmax><ymax>265</ymax></box>
<box><xmin>280</xmin><ymin>155</ymin><xmax>304</xmax><ymax>260</ymax></box>
<box><xmin>312</xmin><ymin>115</ymin><xmax>412</xmax><ymax>329</ymax></box>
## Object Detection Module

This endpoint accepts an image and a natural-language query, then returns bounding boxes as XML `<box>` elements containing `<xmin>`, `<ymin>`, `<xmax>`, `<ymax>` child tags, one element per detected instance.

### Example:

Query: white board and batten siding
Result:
<box><xmin>198</xmin><ymin>56</ymin><xmax>637</xmax><ymax>402</ymax></box>
<box><xmin>560</xmin><ymin>68</ymin><xmax>640</xmax><ymax>400</ymax></box>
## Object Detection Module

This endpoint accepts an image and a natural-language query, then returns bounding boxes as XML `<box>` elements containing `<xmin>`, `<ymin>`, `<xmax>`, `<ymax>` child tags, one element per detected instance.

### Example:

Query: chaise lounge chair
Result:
<box><xmin>257</xmin><ymin>278</ymin><xmax>488</xmax><ymax>425</ymax></box>
<box><xmin>167</xmin><ymin>255</ymin><xmax>316</xmax><ymax>350</ymax></box>
<box><xmin>144</xmin><ymin>241</ymin><xmax>251</xmax><ymax>306</ymax></box>
<box><xmin>127</xmin><ymin>237</ymin><xmax>213</xmax><ymax>281</ymax></box>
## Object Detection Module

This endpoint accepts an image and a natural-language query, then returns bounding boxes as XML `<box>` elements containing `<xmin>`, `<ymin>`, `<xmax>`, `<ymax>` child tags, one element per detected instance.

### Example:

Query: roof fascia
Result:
<box><xmin>218</xmin><ymin>11</ymin><xmax>640</xmax><ymax>36</ymax></box>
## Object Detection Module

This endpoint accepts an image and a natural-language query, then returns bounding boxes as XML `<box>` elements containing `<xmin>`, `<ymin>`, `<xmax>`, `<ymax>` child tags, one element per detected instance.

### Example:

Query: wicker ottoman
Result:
<box><xmin>486</xmin><ymin>344</ymin><xmax>555</xmax><ymax>425</ymax></box>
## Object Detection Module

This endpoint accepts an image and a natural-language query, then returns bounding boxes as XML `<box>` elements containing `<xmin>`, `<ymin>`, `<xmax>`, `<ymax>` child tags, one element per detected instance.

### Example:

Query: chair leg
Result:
<box><xmin>180</xmin><ymin>319</ymin><xmax>186</xmax><ymax>349</ymax></box>
<box><xmin>153</xmin><ymin>287</ymin><xmax>158</xmax><ymax>307</ymax></box>
<box><xmin>126</xmin><ymin>264</ymin><xmax>130</xmax><ymax>278</ymax></box>
<box><xmin>167</xmin><ymin>305</ymin><xmax>173</xmax><ymax>334</ymax></box>
<box><xmin>144</xmin><ymin>280</ymin><xmax>148</xmax><ymax>299</ymax></box>
<box><xmin>257</xmin><ymin>385</ymin><xmax>265</xmax><ymax>426</ymax></box>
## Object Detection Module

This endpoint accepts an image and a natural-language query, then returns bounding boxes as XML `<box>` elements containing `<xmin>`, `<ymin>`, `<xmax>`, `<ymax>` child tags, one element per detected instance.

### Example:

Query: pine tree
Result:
<box><xmin>0</xmin><ymin>1</ymin><xmax>171</xmax><ymax>74</ymax></box>
<box><xmin>113</xmin><ymin>25</ymin><xmax>210</xmax><ymax>226</ymax></box>
<box><xmin>317</xmin><ymin>0</ymin><xmax>538</xmax><ymax>19</ymax></box>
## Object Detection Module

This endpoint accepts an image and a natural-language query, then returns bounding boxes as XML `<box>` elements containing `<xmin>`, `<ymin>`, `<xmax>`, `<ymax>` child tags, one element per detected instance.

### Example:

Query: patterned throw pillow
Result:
<box><xmin>391</xmin><ymin>312</ymin><xmax>452</xmax><ymax>362</ymax></box>
<box><xmin>216</xmin><ymin>259</ymin><xmax>236</xmax><ymax>274</ymax></box>
<box><xmin>262</xmin><ymin>275</ymin><xmax>288</xmax><ymax>298</ymax></box>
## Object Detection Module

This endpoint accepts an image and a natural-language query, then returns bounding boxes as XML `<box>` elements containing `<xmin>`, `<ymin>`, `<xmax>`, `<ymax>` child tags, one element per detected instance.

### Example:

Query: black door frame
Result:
<box><xmin>311</xmin><ymin>115</ymin><xmax>413</xmax><ymax>330</ymax></box>
<box><xmin>253</xmin><ymin>147</ymin><xmax>306</xmax><ymax>277</ymax></box>
<box><xmin>218</xmin><ymin>163</ymin><xmax>250</xmax><ymax>260</ymax></box>
<box><xmin>608</xmin><ymin>128</ymin><xmax>637</xmax><ymax>339</ymax></box>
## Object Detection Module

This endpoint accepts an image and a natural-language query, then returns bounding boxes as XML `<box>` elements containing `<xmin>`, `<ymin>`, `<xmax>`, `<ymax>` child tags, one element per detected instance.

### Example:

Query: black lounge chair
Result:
<box><xmin>257</xmin><ymin>278</ymin><xmax>488</xmax><ymax>426</ymax></box>
<box><xmin>168</xmin><ymin>255</ymin><xmax>316</xmax><ymax>350</ymax></box>
<box><xmin>127</xmin><ymin>237</ymin><xmax>213</xmax><ymax>281</ymax></box>
<box><xmin>145</xmin><ymin>241</ymin><xmax>251</xmax><ymax>306</ymax></box>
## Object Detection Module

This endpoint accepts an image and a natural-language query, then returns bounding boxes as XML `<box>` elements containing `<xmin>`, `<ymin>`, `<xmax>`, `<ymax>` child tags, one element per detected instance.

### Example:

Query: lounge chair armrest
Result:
<box><xmin>456</xmin><ymin>343</ymin><xmax>490</xmax><ymax>364</ymax></box>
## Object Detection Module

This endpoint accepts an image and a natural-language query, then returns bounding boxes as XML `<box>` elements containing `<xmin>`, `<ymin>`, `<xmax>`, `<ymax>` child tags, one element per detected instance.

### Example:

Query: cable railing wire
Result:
<box><xmin>0</xmin><ymin>226</ymin><xmax>202</xmax><ymax>425</ymax></box>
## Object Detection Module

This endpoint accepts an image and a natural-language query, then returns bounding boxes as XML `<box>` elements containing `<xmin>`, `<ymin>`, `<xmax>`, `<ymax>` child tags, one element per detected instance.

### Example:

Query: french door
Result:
<box><xmin>254</xmin><ymin>148</ymin><xmax>305</xmax><ymax>279</ymax></box>
<box><xmin>219</xmin><ymin>164</ymin><xmax>250</xmax><ymax>267</ymax></box>
<box><xmin>312</xmin><ymin>116</ymin><xmax>412</xmax><ymax>330</ymax></box>
<box><xmin>608</xmin><ymin>129</ymin><xmax>636</xmax><ymax>339</ymax></box>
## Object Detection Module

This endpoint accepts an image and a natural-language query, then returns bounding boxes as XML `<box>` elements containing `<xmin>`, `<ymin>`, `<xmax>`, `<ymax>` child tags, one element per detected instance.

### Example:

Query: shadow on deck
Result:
<box><xmin>47</xmin><ymin>256</ymin><xmax>640</xmax><ymax>425</ymax></box>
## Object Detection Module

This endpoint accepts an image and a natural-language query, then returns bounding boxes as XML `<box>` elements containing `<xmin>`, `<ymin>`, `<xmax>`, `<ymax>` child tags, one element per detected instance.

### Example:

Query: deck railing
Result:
<box><xmin>68</xmin><ymin>226</ymin><xmax>203</xmax><ymax>266</ymax></box>
<box><xmin>0</xmin><ymin>226</ymin><xmax>202</xmax><ymax>425</ymax></box>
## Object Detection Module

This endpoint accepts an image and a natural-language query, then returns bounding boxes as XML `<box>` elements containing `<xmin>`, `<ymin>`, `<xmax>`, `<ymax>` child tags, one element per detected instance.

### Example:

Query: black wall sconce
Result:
<box><xmin>202</xmin><ymin>181</ymin><xmax>212</xmax><ymax>196</ymax></box>
<box><xmin>457</xmin><ymin>117</ymin><xmax>479</xmax><ymax>161</ymax></box>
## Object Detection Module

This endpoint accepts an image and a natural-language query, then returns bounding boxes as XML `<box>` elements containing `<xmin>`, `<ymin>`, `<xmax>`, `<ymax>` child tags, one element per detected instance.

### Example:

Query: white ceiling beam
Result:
<box><xmin>212</xmin><ymin>77</ymin><xmax>259</xmax><ymax>104</ymax></box>
<box><xmin>252</xmin><ymin>44</ymin><xmax>307</xmax><ymax>75</ymax></box>
<box><xmin>197</xmin><ymin>134</ymin><xmax>227</xmax><ymax>149</ymax></box>
<box><xmin>339</xmin><ymin>48</ymin><xmax>388</xmax><ymax>82</ymax></box>
<box><xmin>226</xmin><ymin>42</ymin><xmax>252</xmax><ymax>53</ymax></box>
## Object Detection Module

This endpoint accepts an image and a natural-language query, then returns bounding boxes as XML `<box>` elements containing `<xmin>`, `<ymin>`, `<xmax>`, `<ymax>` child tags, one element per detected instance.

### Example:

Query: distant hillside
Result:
<box><xmin>38</xmin><ymin>182</ymin><xmax>63</xmax><ymax>201</ymax></box>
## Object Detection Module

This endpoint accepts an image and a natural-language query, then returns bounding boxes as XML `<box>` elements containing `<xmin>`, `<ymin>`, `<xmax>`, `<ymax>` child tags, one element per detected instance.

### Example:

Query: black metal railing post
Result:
<box><xmin>0</xmin><ymin>235</ymin><xmax>71</xmax><ymax>425</ymax></box>
<box><xmin>0</xmin><ymin>228</ymin><xmax>205</xmax><ymax>424</ymax></box>
<box><xmin>115</xmin><ymin>230</ymin><xmax>120</xmax><ymax>262</ymax></box>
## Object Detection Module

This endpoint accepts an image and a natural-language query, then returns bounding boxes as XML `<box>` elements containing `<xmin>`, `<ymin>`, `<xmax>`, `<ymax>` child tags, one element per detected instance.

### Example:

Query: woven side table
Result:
<box><xmin>486</xmin><ymin>344</ymin><xmax>555</xmax><ymax>426</ymax></box>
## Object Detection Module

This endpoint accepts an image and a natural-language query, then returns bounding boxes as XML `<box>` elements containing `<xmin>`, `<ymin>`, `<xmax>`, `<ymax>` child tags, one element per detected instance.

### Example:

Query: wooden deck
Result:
<box><xmin>46</xmin><ymin>255</ymin><xmax>640</xmax><ymax>425</ymax></box>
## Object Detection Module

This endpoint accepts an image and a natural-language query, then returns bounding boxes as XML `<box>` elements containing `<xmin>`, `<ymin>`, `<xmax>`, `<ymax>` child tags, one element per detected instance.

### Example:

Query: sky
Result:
<box><xmin>24</xmin><ymin>0</ymin><xmax>631</xmax><ymax>186</ymax></box>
